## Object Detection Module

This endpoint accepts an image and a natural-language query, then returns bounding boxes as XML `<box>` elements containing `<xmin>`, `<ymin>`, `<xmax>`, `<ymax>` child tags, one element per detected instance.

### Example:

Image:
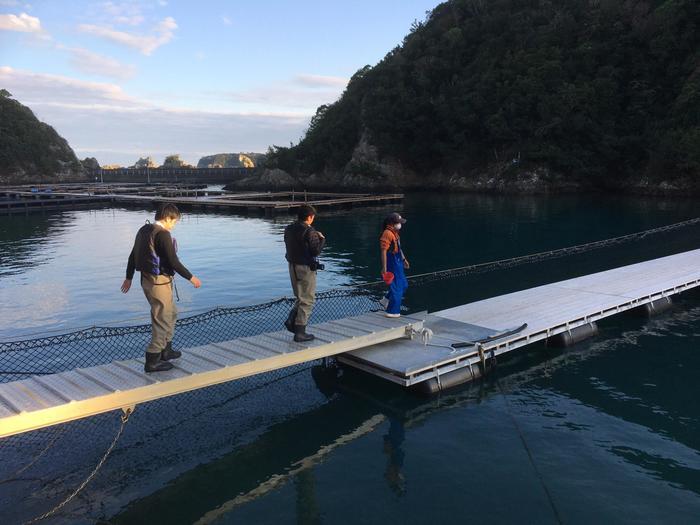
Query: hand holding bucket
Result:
<box><xmin>382</xmin><ymin>271</ymin><xmax>395</xmax><ymax>285</ymax></box>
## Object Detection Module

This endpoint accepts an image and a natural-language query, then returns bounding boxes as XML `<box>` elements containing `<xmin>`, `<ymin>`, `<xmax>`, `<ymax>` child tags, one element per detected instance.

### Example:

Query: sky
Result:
<box><xmin>0</xmin><ymin>0</ymin><xmax>439</xmax><ymax>166</ymax></box>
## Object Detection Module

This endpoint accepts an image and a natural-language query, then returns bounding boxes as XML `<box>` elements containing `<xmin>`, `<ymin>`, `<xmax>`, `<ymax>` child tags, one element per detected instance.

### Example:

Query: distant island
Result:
<box><xmin>83</xmin><ymin>153</ymin><xmax>265</xmax><ymax>171</ymax></box>
<box><xmin>197</xmin><ymin>153</ymin><xmax>265</xmax><ymax>169</ymax></box>
<box><xmin>258</xmin><ymin>0</ymin><xmax>700</xmax><ymax>194</ymax></box>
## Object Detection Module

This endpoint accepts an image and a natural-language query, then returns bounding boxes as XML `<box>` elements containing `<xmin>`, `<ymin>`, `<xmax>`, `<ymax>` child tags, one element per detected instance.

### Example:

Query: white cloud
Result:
<box><xmin>222</xmin><ymin>15</ymin><xmax>232</xmax><ymax>26</ymax></box>
<box><xmin>102</xmin><ymin>1</ymin><xmax>144</xmax><ymax>26</ymax></box>
<box><xmin>0</xmin><ymin>0</ymin><xmax>20</xmax><ymax>6</ymax></box>
<box><xmin>0</xmin><ymin>67</ymin><xmax>308</xmax><ymax>165</ymax></box>
<box><xmin>78</xmin><ymin>16</ymin><xmax>177</xmax><ymax>55</ymax></box>
<box><xmin>223</xmin><ymin>86</ymin><xmax>343</xmax><ymax>112</ymax></box>
<box><xmin>295</xmin><ymin>74</ymin><xmax>348</xmax><ymax>88</ymax></box>
<box><xmin>61</xmin><ymin>107</ymin><xmax>306</xmax><ymax>165</ymax></box>
<box><xmin>0</xmin><ymin>66</ymin><xmax>137</xmax><ymax>107</ymax></box>
<box><xmin>59</xmin><ymin>46</ymin><xmax>136</xmax><ymax>80</ymax></box>
<box><xmin>0</xmin><ymin>11</ymin><xmax>41</xmax><ymax>32</ymax></box>
<box><xmin>158</xmin><ymin>0</ymin><xmax>167</xmax><ymax>6</ymax></box>
<box><xmin>217</xmin><ymin>74</ymin><xmax>348</xmax><ymax>112</ymax></box>
<box><xmin>114</xmin><ymin>14</ymin><xmax>144</xmax><ymax>25</ymax></box>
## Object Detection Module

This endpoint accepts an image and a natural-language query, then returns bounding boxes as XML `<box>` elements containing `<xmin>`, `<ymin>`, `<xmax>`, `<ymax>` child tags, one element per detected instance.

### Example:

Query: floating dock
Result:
<box><xmin>1</xmin><ymin>249</ymin><xmax>698</xmax><ymax>438</ymax></box>
<box><xmin>340</xmin><ymin>248</ymin><xmax>700</xmax><ymax>390</ymax></box>
<box><xmin>0</xmin><ymin>185</ymin><xmax>403</xmax><ymax>216</ymax></box>
<box><xmin>0</xmin><ymin>191</ymin><xmax>113</xmax><ymax>214</ymax></box>
<box><xmin>111</xmin><ymin>190</ymin><xmax>404</xmax><ymax>216</ymax></box>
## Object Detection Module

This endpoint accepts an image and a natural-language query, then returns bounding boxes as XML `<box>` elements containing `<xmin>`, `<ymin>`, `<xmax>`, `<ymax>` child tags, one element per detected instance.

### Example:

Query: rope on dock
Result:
<box><xmin>401</xmin><ymin>215</ymin><xmax>700</xmax><ymax>286</ymax></box>
<box><xmin>22</xmin><ymin>408</ymin><xmax>132</xmax><ymax>524</ymax></box>
<box><xmin>0</xmin><ymin>426</ymin><xmax>65</xmax><ymax>485</ymax></box>
<box><xmin>494</xmin><ymin>375</ymin><xmax>564</xmax><ymax>525</ymax></box>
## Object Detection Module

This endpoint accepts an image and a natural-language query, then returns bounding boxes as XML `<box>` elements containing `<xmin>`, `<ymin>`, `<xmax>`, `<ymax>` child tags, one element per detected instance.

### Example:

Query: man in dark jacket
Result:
<box><xmin>284</xmin><ymin>204</ymin><xmax>325</xmax><ymax>342</ymax></box>
<box><xmin>121</xmin><ymin>204</ymin><xmax>202</xmax><ymax>372</ymax></box>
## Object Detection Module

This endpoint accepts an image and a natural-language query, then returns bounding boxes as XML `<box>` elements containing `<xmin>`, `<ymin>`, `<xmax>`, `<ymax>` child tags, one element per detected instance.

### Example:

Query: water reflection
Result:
<box><xmin>382</xmin><ymin>416</ymin><xmax>406</xmax><ymax>496</ymax></box>
<box><xmin>0</xmin><ymin>213</ymin><xmax>65</xmax><ymax>277</ymax></box>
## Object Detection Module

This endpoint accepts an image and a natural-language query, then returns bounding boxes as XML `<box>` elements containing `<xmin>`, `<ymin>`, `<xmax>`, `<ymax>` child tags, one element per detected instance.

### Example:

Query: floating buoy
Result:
<box><xmin>629</xmin><ymin>296</ymin><xmax>673</xmax><ymax>318</ymax></box>
<box><xmin>410</xmin><ymin>362</ymin><xmax>484</xmax><ymax>395</ymax></box>
<box><xmin>547</xmin><ymin>322</ymin><xmax>599</xmax><ymax>348</ymax></box>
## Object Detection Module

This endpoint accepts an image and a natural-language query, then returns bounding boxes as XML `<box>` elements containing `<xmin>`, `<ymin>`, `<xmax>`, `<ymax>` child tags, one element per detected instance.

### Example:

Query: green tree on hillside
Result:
<box><xmin>0</xmin><ymin>88</ymin><xmax>83</xmax><ymax>182</ymax></box>
<box><xmin>268</xmin><ymin>0</ymin><xmax>700</xmax><ymax>186</ymax></box>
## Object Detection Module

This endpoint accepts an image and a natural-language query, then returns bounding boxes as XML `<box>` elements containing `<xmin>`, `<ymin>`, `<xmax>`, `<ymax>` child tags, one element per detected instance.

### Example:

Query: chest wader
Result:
<box><xmin>385</xmin><ymin>238</ymin><xmax>408</xmax><ymax>315</ymax></box>
<box><xmin>133</xmin><ymin>223</ymin><xmax>182</xmax><ymax>372</ymax></box>
<box><xmin>284</xmin><ymin>226</ymin><xmax>317</xmax><ymax>342</ymax></box>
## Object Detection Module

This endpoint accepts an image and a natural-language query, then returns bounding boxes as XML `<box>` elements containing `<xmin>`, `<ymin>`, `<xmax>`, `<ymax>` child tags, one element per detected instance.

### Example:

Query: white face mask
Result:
<box><xmin>394</xmin><ymin>223</ymin><xmax>402</xmax><ymax>230</ymax></box>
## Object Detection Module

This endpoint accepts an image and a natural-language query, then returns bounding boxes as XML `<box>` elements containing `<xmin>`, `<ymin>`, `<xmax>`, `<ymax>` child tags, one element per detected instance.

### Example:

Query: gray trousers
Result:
<box><xmin>141</xmin><ymin>273</ymin><xmax>177</xmax><ymax>354</ymax></box>
<box><xmin>289</xmin><ymin>263</ymin><xmax>317</xmax><ymax>326</ymax></box>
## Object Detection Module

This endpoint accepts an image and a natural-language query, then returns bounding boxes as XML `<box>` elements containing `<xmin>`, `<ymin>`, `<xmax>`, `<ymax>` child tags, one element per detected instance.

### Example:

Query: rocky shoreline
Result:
<box><xmin>3</xmin><ymin>163</ymin><xmax>690</xmax><ymax>197</ymax></box>
<box><xmin>224</xmin><ymin>132</ymin><xmax>692</xmax><ymax>196</ymax></box>
<box><xmin>223</xmin><ymin>166</ymin><xmax>693</xmax><ymax>197</ymax></box>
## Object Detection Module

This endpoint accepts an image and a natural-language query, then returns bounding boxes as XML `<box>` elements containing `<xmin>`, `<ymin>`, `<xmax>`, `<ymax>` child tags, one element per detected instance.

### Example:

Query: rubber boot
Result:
<box><xmin>161</xmin><ymin>341</ymin><xmax>182</xmax><ymax>361</ymax></box>
<box><xmin>294</xmin><ymin>324</ymin><xmax>315</xmax><ymax>343</ymax></box>
<box><xmin>284</xmin><ymin>307</ymin><xmax>297</xmax><ymax>333</ymax></box>
<box><xmin>144</xmin><ymin>352</ymin><xmax>174</xmax><ymax>373</ymax></box>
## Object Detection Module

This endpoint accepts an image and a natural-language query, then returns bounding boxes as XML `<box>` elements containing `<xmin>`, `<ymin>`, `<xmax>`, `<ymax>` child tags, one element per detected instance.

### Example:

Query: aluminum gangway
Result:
<box><xmin>0</xmin><ymin>312</ymin><xmax>427</xmax><ymax>438</ymax></box>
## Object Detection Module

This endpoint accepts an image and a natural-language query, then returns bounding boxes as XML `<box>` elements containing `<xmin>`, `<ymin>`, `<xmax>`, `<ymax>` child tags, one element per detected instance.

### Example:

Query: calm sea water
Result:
<box><xmin>2</xmin><ymin>192</ymin><xmax>700</xmax><ymax>524</ymax></box>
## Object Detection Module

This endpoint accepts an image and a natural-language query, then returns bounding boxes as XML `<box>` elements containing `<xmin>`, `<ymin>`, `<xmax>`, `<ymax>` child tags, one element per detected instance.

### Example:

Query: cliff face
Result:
<box><xmin>0</xmin><ymin>91</ymin><xmax>84</xmax><ymax>185</ymax></box>
<box><xmin>197</xmin><ymin>153</ymin><xmax>265</xmax><ymax>168</ymax></box>
<box><xmin>265</xmin><ymin>0</ymin><xmax>700</xmax><ymax>194</ymax></box>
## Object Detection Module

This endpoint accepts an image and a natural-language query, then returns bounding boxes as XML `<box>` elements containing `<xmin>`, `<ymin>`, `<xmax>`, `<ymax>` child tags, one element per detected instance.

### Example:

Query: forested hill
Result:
<box><xmin>265</xmin><ymin>0</ymin><xmax>700</xmax><ymax>193</ymax></box>
<box><xmin>0</xmin><ymin>90</ymin><xmax>83</xmax><ymax>185</ymax></box>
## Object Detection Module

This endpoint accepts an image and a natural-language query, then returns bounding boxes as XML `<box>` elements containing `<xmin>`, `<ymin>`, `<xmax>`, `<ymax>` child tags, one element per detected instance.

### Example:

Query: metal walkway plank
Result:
<box><xmin>194</xmin><ymin>345</ymin><xmax>251</xmax><ymax>366</ymax></box>
<box><xmin>32</xmin><ymin>374</ymin><xmax>101</xmax><ymax>402</ymax></box>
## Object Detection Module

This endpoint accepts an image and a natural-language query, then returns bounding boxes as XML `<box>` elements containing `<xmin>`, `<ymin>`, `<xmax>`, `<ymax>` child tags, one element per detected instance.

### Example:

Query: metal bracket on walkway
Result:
<box><xmin>477</xmin><ymin>343</ymin><xmax>486</xmax><ymax>372</ymax></box>
<box><xmin>121</xmin><ymin>405</ymin><xmax>135</xmax><ymax>423</ymax></box>
<box><xmin>408</xmin><ymin>326</ymin><xmax>434</xmax><ymax>345</ymax></box>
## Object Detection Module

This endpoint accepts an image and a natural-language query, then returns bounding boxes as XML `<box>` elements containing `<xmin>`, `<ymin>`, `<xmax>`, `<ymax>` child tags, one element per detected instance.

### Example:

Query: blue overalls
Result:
<box><xmin>385</xmin><ymin>234</ymin><xmax>408</xmax><ymax>314</ymax></box>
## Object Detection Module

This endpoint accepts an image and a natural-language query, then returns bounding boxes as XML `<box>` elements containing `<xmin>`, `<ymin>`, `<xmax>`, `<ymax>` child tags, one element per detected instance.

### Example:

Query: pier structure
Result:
<box><xmin>86</xmin><ymin>166</ymin><xmax>253</xmax><ymax>184</ymax></box>
<box><xmin>0</xmin><ymin>249</ymin><xmax>698</xmax><ymax>438</ymax></box>
<box><xmin>0</xmin><ymin>184</ymin><xmax>404</xmax><ymax>216</ymax></box>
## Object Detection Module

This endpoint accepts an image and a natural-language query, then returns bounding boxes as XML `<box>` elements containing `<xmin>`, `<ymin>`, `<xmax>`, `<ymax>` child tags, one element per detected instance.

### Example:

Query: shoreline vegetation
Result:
<box><xmin>259</xmin><ymin>0</ymin><xmax>700</xmax><ymax>196</ymax></box>
<box><xmin>2</xmin><ymin>1</ymin><xmax>700</xmax><ymax>195</ymax></box>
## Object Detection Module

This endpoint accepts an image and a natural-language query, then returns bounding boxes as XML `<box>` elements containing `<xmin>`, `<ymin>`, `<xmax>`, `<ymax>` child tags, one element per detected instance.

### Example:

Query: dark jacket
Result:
<box><xmin>284</xmin><ymin>221</ymin><xmax>325</xmax><ymax>265</ymax></box>
<box><xmin>126</xmin><ymin>223</ymin><xmax>192</xmax><ymax>280</ymax></box>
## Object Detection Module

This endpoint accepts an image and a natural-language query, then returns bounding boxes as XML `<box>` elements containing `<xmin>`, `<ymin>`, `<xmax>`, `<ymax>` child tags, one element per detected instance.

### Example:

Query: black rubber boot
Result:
<box><xmin>161</xmin><ymin>341</ymin><xmax>182</xmax><ymax>361</ymax></box>
<box><xmin>284</xmin><ymin>307</ymin><xmax>297</xmax><ymax>333</ymax></box>
<box><xmin>144</xmin><ymin>352</ymin><xmax>174</xmax><ymax>373</ymax></box>
<box><xmin>294</xmin><ymin>325</ymin><xmax>315</xmax><ymax>343</ymax></box>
